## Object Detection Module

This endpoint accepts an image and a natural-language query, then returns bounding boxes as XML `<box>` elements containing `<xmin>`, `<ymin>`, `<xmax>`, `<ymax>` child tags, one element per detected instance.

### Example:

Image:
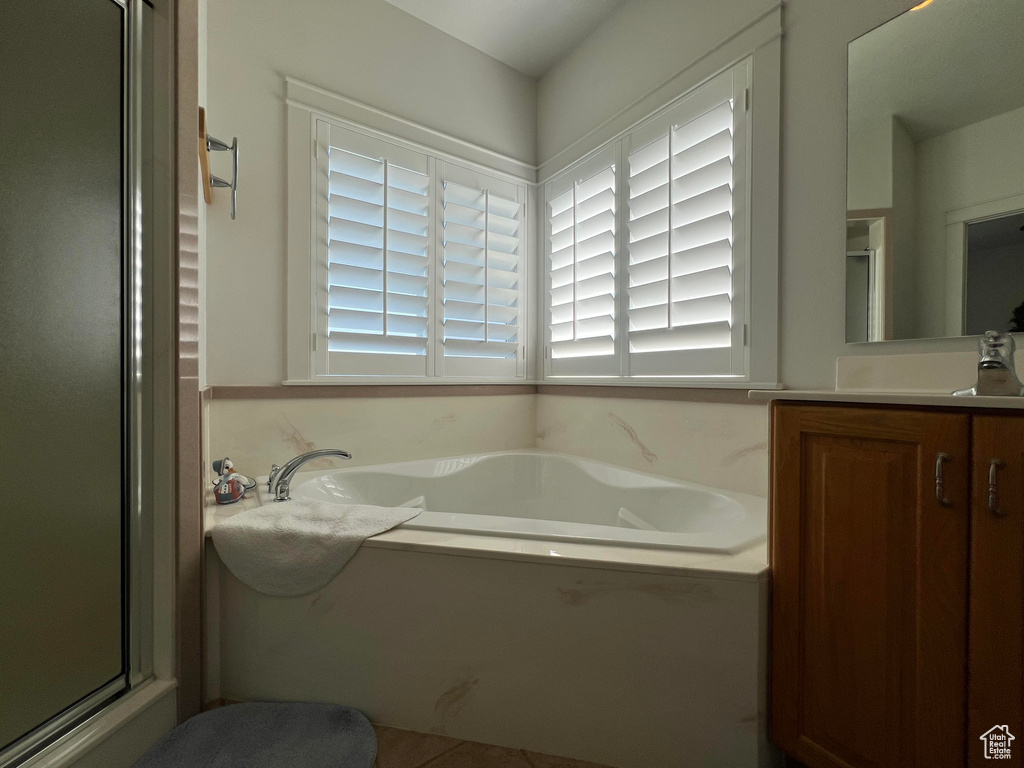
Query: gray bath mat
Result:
<box><xmin>133</xmin><ymin>702</ymin><xmax>376</xmax><ymax>768</ymax></box>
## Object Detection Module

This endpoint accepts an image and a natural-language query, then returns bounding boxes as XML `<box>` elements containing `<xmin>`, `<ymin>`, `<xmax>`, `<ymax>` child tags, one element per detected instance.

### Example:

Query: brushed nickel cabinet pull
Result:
<box><xmin>989</xmin><ymin>459</ymin><xmax>1006</xmax><ymax>517</ymax></box>
<box><xmin>935</xmin><ymin>453</ymin><xmax>953</xmax><ymax>507</ymax></box>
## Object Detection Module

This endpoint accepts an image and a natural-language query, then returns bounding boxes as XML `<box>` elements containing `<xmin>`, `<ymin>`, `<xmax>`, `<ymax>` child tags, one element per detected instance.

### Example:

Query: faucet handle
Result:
<box><xmin>979</xmin><ymin>331</ymin><xmax>1016</xmax><ymax>368</ymax></box>
<box><xmin>267</xmin><ymin>464</ymin><xmax>281</xmax><ymax>492</ymax></box>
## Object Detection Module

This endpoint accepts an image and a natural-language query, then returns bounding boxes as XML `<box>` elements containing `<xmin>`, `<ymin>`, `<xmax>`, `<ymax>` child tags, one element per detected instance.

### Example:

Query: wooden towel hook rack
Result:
<box><xmin>198</xmin><ymin>106</ymin><xmax>238</xmax><ymax>219</ymax></box>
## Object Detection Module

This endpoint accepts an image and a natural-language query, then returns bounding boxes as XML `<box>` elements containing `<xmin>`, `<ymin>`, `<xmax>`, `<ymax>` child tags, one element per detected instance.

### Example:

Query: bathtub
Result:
<box><xmin>209</xmin><ymin>450</ymin><xmax>772</xmax><ymax>767</ymax></box>
<box><xmin>291</xmin><ymin>450</ymin><xmax>766</xmax><ymax>554</ymax></box>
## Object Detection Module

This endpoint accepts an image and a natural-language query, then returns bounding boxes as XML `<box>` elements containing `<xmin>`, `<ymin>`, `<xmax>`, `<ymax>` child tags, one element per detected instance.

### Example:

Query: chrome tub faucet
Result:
<box><xmin>267</xmin><ymin>448</ymin><xmax>352</xmax><ymax>501</ymax></box>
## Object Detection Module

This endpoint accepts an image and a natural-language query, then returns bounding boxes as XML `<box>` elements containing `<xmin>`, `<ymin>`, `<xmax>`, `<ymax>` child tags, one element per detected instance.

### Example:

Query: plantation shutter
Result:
<box><xmin>438</xmin><ymin>163</ymin><xmax>526</xmax><ymax>378</ymax></box>
<box><xmin>544</xmin><ymin>148</ymin><xmax>619</xmax><ymax>376</ymax></box>
<box><xmin>624</xmin><ymin>67</ymin><xmax>747</xmax><ymax>376</ymax></box>
<box><xmin>316</xmin><ymin>123</ymin><xmax>432</xmax><ymax>376</ymax></box>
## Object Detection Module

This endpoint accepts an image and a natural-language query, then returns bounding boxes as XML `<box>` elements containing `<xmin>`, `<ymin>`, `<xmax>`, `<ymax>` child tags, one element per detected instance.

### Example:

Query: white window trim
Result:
<box><xmin>536</xmin><ymin>9</ymin><xmax>781</xmax><ymax>388</ymax></box>
<box><xmin>542</xmin><ymin>60</ymin><xmax>754</xmax><ymax>384</ymax></box>
<box><xmin>285</xmin><ymin>78</ymin><xmax>535</xmax><ymax>384</ymax></box>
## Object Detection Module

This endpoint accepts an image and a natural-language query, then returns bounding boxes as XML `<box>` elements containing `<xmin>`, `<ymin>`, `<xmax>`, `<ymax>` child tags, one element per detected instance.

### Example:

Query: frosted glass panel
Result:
<box><xmin>0</xmin><ymin>0</ymin><xmax>127</xmax><ymax>752</ymax></box>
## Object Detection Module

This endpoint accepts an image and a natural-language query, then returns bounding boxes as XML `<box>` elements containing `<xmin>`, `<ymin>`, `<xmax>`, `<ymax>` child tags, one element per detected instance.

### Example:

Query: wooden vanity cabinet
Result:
<box><xmin>968</xmin><ymin>415</ymin><xmax>1024</xmax><ymax>768</ymax></box>
<box><xmin>770</xmin><ymin>402</ymin><xmax>1024</xmax><ymax>768</ymax></box>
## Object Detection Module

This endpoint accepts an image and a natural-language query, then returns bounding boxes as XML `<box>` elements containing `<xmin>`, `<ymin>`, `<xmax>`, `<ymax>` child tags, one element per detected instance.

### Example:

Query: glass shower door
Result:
<box><xmin>0</xmin><ymin>0</ymin><xmax>140</xmax><ymax>761</ymax></box>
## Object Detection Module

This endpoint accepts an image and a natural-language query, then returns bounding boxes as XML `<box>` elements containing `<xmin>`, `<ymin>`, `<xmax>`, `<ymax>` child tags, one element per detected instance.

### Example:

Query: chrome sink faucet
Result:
<box><xmin>953</xmin><ymin>331</ymin><xmax>1024</xmax><ymax>397</ymax></box>
<box><xmin>267</xmin><ymin>448</ymin><xmax>352</xmax><ymax>501</ymax></box>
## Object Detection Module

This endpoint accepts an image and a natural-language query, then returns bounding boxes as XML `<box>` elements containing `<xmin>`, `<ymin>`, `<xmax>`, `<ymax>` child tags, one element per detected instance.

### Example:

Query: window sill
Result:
<box><xmin>537</xmin><ymin>378</ymin><xmax>783</xmax><ymax>390</ymax></box>
<box><xmin>283</xmin><ymin>377</ymin><xmax>530</xmax><ymax>386</ymax></box>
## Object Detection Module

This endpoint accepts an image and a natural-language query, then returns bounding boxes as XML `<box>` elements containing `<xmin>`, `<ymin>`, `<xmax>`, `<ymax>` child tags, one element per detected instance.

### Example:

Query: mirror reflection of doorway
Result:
<box><xmin>846</xmin><ymin>211</ymin><xmax>891</xmax><ymax>342</ymax></box>
<box><xmin>963</xmin><ymin>210</ymin><xmax>1024</xmax><ymax>335</ymax></box>
<box><xmin>846</xmin><ymin>249</ymin><xmax>872</xmax><ymax>343</ymax></box>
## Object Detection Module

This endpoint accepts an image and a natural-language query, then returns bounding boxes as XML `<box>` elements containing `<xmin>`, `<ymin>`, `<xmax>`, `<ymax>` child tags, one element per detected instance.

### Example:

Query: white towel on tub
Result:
<box><xmin>211</xmin><ymin>500</ymin><xmax>422</xmax><ymax>597</ymax></box>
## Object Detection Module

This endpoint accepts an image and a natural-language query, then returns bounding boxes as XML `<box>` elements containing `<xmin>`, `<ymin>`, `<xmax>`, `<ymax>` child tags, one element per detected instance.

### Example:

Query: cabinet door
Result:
<box><xmin>969</xmin><ymin>415</ymin><xmax>1024</xmax><ymax>767</ymax></box>
<box><xmin>771</xmin><ymin>404</ymin><xmax>970</xmax><ymax>768</ymax></box>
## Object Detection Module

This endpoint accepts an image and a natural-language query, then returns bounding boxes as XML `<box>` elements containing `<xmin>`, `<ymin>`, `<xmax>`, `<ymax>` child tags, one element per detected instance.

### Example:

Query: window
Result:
<box><xmin>307</xmin><ymin>121</ymin><xmax>527</xmax><ymax>380</ymax></box>
<box><xmin>543</xmin><ymin>62</ymin><xmax>751</xmax><ymax>381</ymax></box>
<box><xmin>286</xmin><ymin>38</ymin><xmax>779</xmax><ymax>388</ymax></box>
<box><xmin>546</xmin><ymin>149</ymin><xmax>619</xmax><ymax>376</ymax></box>
<box><xmin>438</xmin><ymin>163</ymin><xmax>525</xmax><ymax>378</ymax></box>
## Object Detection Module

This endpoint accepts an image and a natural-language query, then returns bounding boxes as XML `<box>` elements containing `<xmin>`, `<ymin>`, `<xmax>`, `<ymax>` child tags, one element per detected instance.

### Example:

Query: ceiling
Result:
<box><xmin>848</xmin><ymin>0</ymin><xmax>1024</xmax><ymax>142</ymax></box>
<box><xmin>381</xmin><ymin>0</ymin><xmax>625</xmax><ymax>78</ymax></box>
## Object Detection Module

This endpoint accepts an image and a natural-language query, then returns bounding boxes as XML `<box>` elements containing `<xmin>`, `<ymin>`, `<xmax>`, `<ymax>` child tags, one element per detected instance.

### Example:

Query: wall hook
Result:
<box><xmin>198</xmin><ymin>107</ymin><xmax>239</xmax><ymax>219</ymax></box>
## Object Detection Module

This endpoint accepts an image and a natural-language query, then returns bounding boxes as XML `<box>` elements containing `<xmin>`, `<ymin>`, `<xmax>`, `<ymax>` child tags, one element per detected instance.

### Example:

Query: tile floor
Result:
<box><xmin>373</xmin><ymin>725</ymin><xmax>614</xmax><ymax>768</ymax></box>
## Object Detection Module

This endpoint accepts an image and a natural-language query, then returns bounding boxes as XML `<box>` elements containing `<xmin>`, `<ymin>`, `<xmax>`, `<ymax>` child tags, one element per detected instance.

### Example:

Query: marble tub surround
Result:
<box><xmin>212</xmin><ymin>543</ymin><xmax>771</xmax><ymax>768</ymax></box>
<box><xmin>535</xmin><ymin>395</ymin><xmax>769</xmax><ymax>497</ymax></box>
<box><xmin>204</xmin><ymin>393</ymin><xmax>769</xmax><ymax>498</ymax></box>
<box><xmin>205</xmin><ymin>394</ymin><xmax>537</xmax><ymax>485</ymax></box>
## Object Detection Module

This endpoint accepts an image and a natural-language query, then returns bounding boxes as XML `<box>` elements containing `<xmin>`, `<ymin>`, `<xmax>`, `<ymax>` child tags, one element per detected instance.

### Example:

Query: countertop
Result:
<box><xmin>748</xmin><ymin>389</ymin><xmax>1024</xmax><ymax>409</ymax></box>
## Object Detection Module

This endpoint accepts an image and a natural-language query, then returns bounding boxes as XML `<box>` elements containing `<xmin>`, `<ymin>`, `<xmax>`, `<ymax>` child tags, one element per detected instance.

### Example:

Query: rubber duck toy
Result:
<box><xmin>212</xmin><ymin>457</ymin><xmax>256</xmax><ymax>505</ymax></box>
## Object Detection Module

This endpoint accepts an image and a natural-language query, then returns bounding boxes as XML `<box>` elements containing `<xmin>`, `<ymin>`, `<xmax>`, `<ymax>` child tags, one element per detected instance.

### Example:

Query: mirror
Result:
<box><xmin>846</xmin><ymin>0</ymin><xmax>1024</xmax><ymax>342</ymax></box>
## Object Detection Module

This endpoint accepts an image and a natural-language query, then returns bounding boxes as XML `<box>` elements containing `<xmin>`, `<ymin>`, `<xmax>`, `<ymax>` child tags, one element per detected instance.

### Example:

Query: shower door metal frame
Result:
<box><xmin>0</xmin><ymin>0</ymin><xmax>152</xmax><ymax>764</ymax></box>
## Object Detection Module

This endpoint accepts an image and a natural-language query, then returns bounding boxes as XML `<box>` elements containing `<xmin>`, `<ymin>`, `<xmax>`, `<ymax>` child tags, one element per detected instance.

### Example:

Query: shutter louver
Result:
<box><xmin>441</xmin><ymin>180</ymin><xmax>522</xmax><ymax>363</ymax></box>
<box><xmin>324</xmin><ymin>140</ymin><xmax>431</xmax><ymax>374</ymax></box>
<box><xmin>626</xmin><ymin>97</ymin><xmax>736</xmax><ymax>369</ymax></box>
<box><xmin>547</xmin><ymin>162</ymin><xmax>617</xmax><ymax>366</ymax></box>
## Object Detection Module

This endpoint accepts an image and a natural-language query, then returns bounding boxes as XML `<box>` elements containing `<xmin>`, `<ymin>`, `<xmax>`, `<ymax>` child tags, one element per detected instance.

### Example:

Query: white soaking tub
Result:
<box><xmin>291</xmin><ymin>450</ymin><xmax>766</xmax><ymax>554</ymax></box>
<box><xmin>210</xmin><ymin>450</ymin><xmax>773</xmax><ymax>767</ymax></box>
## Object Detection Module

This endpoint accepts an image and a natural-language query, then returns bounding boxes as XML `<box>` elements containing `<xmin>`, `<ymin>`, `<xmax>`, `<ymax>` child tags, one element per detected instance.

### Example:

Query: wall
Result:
<box><xmin>205</xmin><ymin>0</ymin><xmax>537</xmax><ymax>386</ymax></box>
<box><xmin>206</xmin><ymin>394</ymin><xmax>537</xmax><ymax>480</ymax></box>
<box><xmin>914</xmin><ymin>105</ymin><xmax>1024</xmax><ymax>338</ymax></box>
<box><xmin>846</xmin><ymin>115</ymin><xmax>893</xmax><ymax>212</ymax></box>
<box><xmin>536</xmin><ymin>395</ymin><xmax>768</xmax><ymax>497</ymax></box>
<box><xmin>890</xmin><ymin>116</ymin><xmax>917</xmax><ymax>338</ymax></box>
<box><xmin>536</xmin><ymin>0</ymin><xmax>778</xmax><ymax>166</ymax></box>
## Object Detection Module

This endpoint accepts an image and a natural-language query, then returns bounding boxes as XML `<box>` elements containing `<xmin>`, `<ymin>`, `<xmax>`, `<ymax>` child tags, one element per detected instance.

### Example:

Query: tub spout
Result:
<box><xmin>268</xmin><ymin>449</ymin><xmax>352</xmax><ymax>501</ymax></box>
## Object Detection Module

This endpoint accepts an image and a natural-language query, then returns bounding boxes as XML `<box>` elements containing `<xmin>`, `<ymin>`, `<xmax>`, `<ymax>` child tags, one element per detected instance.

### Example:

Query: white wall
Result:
<box><xmin>914</xmin><ymin>105</ymin><xmax>1024</xmax><ymax>337</ymax></box>
<box><xmin>536</xmin><ymin>0</ymin><xmax>778</xmax><ymax>166</ymax></box>
<box><xmin>205</xmin><ymin>0</ymin><xmax>537</xmax><ymax>386</ymax></box>
<box><xmin>847</xmin><ymin>115</ymin><xmax>893</xmax><ymax>211</ymax></box>
<box><xmin>890</xmin><ymin>116</ymin><xmax>917</xmax><ymax>338</ymax></box>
